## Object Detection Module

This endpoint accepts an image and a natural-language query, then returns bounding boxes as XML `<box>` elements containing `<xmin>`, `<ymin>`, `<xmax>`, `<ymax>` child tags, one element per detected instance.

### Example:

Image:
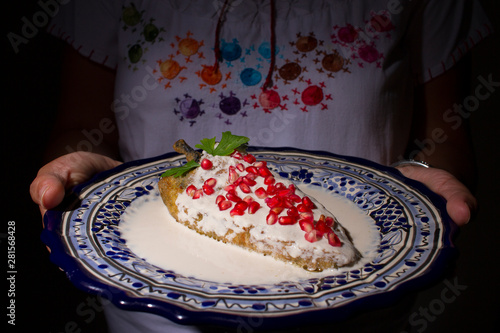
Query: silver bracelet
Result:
<box><xmin>391</xmin><ymin>159</ymin><xmax>430</xmax><ymax>169</ymax></box>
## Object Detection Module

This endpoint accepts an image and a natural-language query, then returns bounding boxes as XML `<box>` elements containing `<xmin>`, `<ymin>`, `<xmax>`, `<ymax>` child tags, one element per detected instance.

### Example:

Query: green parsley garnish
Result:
<box><xmin>161</xmin><ymin>160</ymin><xmax>200</xmax><ymax>178</ymax></box>
<box><xmin>196</xmin><ymin>131</ymin><xmax>249</xmax><ymax>156</ymax></box>
<box><xmin>160</xmin><ymin>132</ymin><xmax>250</xmax><ymax>178</ymax></box>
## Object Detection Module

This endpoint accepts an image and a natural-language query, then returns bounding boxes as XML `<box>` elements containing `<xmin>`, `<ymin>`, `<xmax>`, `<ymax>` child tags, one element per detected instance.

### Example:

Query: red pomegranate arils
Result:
<box><xmin>204</xmin><ymin>178</ymin><xmax>217</xmax><ymax>187</ymax></box>
<box><xmin>243</xmin><ymin>154</ymin><xmax>256</xmax><ymax>164</ymax></box>
<box><xmin>202</xmin><ymin>184</ymin><xmax>215</xmax><ymax>195</ymax></box>
<box><xmin>224</xmin><ymin>184</ymin><xmax>236</xmax><ymax>192</ymax></box>
<box><xmin>254</xmin><ymin>161</ymin><xmax>267</xmax><ymax>168</ymax></box>
<box><xmin>264</xmin><ymin>175</ymin><xmax>275</xmax><ymax>185</ymax></box>
<box><xmin>275</xmin><ymin>182</ymin><xmax>286</xmax><ymax>191</ymax></box>
<box><xmin>266</xmin><ymin>184</ymin><xmax>277</xmax><ymax>195</ymax></box>
<box><xmin>245</xmin><ymin>166</ymin><xmax>258</xmax><ymax>175</ymax></box>
<box><xmin>234</xmin><ymin>201</ymin><xmax>249</xmax><ymax>212</ymax></box>
<box><xmin>215</xmin><ymin>195</ymin><xmax>225</xmax><ymax>205</ymax></box>
<box><xmin>228</xmin><ymin>166</ymin><xmax>239</xmax><ymax>183</ymax></box>
<box><xmin>304</xmin><ymin>230</ymin><xmax>321</xmax><ymax>243</ymax></box>
<box><xmin>278</xmin><ymin>216</ymin><xmax>296</xmax><ymax>225</ymax></box>
<box><xmin>231</xmin><ymin>151</ymin><xmax>243</xmax><ymax>159</ymax></box>
<box><xmin>266</xmin><ymin>211</ymin><xmax>278</xmax><ymax>225</ymax></box>
<box><xmin>193</xmin><ymin>189</ymin><xmax>203</xmax><ymax>199</ymax></box>
<box><xmin>299</xmin><ymin>211</ymin><xmax>314</xmax><ymax>221</ymax></box>
<box><xmin>218</xmin><ymin>200</ymin><xmax>232</xmax><ymax>211</ymax></box>
<box><xmin>327</xmin><ymin>231</ymin><xmax>342</xmax><ymax>247</ymax></box>
<box><xmin>289</xmin><ymin>194</ymin><xmax>301</xmax><ymax>203</ymax></box>
<box><xmin>238</xmin><ymin>182</ymin><xmax>251</xmax><ymax>193</ymax></box>
<box><xmin>186</xmin><ymin>185</ymin><xmax>197</xmax><ymax>197</ymax></box>
<box><xmin>258</xmin><ymin>166</ymin><xmax>272</xmax><ymax>178</ymax></box>
<box><xmin>315</xmin><ymin>219</ymin><xmax>330</xmax><ymax>237</ymax></box>
<box><xmin>248</xmin><ymin>201</ymin><xmax>261</xmax><ymax>214</ymax></box>
<box><xmin>299</xmin><ymin>219</ymin><xmax>314</xmax><ymax>232</ymax></box>
<box><xmin>287</xmin><ymin>206</ymin><xmax>299</xmax><ymax>217</ymax></box>
<box><xmin>325</xmin><ymin>216</ymin><xmax>335</xmax><ymax>227</ymax></box>
<box><xmin>271</xmin><ymin>206</ymin><xmax>284</xmax><ymax>215</ymax></box>
<box><xmin>255</xmin><ymin>187</ymin><xmax>268</xmax><ymax>199</ymax></box>
<box><xmin>266</xmin><ymin>196</ymin><xmax>283</xmax><ymax>208</ymax></box>
<box><xmin>302</xmin><ymin>196</ymin><xmax>316</xmax><ymax>209</ymax></box>
<box><xmin>236</xmin><ymin>163</ymin><xmax>245</xmax><ymax>172</ymax></box>
<box><xmin>241</xmin><ymin>176</ymin><xmax>257</xmax><ymax>186</ymax></box>
<box><xmin>200</xmin><ymin>158</ymin><xmax>213</xmax><ymax>170</ymax></box>
<box><xmin>297</xmin><ymin>203</ymin><xmax>311</xmax><ymax>213</ymax></box>
<box><xmin>230</xmin><ymin>207</ymin><xmax>244</xmax><ymax>217</ymax></box>
<box><xmin>242</xmin><ymin>195</ymin><xmax>254</xmax><ymax>203</ymax></box>
<box><xmin>226</xmin><ymin>192</ymin><xmax>242</xmax><ymax>203</ymax></box>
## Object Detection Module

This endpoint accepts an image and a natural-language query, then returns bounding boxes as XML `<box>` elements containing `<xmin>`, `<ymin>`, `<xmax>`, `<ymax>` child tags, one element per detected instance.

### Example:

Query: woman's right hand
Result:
<box><xmin>30</xmin><ymin>152</ymin><xmax>122</xmax><ymax>218</ymax></box>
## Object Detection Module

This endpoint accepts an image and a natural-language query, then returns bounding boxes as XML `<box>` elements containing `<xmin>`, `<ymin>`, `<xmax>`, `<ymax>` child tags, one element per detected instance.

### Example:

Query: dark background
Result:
<box><xmin>3</xmin><ymin>1</ymin><xmax>499</xmax><ymax>332</ymax></box>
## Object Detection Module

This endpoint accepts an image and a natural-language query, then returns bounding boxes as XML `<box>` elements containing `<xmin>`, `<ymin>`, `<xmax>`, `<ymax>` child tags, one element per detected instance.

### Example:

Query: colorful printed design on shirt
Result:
<box><xmin>121</xmin><ymin>3</ymin><xmax>166</xmax><ymax>70</ymax></box>
<box><xmin>330</xmin><ymin>10</ymin><xmax>395</xmax><ymax>69</ymax></box>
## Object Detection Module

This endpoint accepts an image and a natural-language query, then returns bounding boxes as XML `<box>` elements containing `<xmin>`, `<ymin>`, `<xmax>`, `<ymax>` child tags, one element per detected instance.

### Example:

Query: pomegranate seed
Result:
<box><xmin>283</xmin><ymin>198</ymin><xmax>295</xmax><ymax>208</ymax></box>
<box><xmin>302</xmin><ymin>196</ymin><xmax>316</xmax><ymax>209</ymax></box>
<box><xmin>218</xmin><ymin>200</ymin><xmax>232</xmax><ymax>211</ymax></box>
<box><xmin>215</xmin><ymin>195</ymin><xmax>225</xmax><ymax>205</ymax></box>
<box><xmin>299</xmin><ymin>211</ymin><xmax>314</xmax><ymax>221</ymax></box>
<box><xmin>200</xmin><ymin>158</ymin><xmax>213</xmax><ymax>170</ymax></box>
<box><xmin>255</xmin><ymin>187</ymin><xmax>268</xmax><ymax>199</ymax></box>
<box><xmin>271</xmin><ymin>206</ymin><xmax>284</xmax><ymax>215</ymax></box>
<box><xmin>242</xmin><ymin>195</ymin><xmax>254</xmax><ymax>203</ymax></box>
<box><xmin>248</xmin><ymin>201</ymin><xmax>261</xmax><ymax>214</ymax></box>
<box><xmin>239</xmin><ymin>182</ymin><xmax>252</xmax><ymax>193</ymax></box>
<box><xmin>266</xmin><ymin>196</ymin><xmax>283</xmax><ymax>208</ymax></box>
<box><xmin>315</xmin><ymin>219</ymin><xmax>330</xmax><ymax>237</ymax></box>
<box><xmin>266</xmin><ymin>211</ymin><xmax>278</xmax><ymax>225</ymax></box>
<box><xmin>258</xmin><ymin>166</ymin><xmax>272</xmax><ymax>178</ymax></box>
<box><xmin>228</xmin><ymin>166</ymin><xmax>239</xmax><ymax>183</ymax></box>
<box><xmin>304</xmin><ymin>230</ymin><xmax>321</xmax><ymax>243</ymax></box>
<box><xmin>186</xmin><ymin>185</ymin><xmax>197</xmax><ymax>197</ymax></box>
<box><xmin>236</xmin><ymin>163</ymin><xmax>245</xmax><ymax>172</ymax></box>
<box><xmin>325</xmin><ymin>216</ymin><xmax>335</xmax><ymax>227</ymax></box>
<box><xmin>299</xmin><ymin>219</ymin><xmax>314</xmax><ymax>232</ymax></box>
<box><xmin>202</xmin><ymin>184</ymin><xmax>215</xmax><ymax>195</ymax></box>
<box><xmin>288</xmin><ymin>184</ymin><xmax>296</xmax><ymax>193</ymax></box>
<box><xmin>289</xmin><ymin>194</ymin><xmax>301</xmax><ymax>203</ymax></box>
<box><xmin>264</xmin><ymin>176</ymin><xmax>275</xmax><ymax>185</ymax></box>
<box><xmin>266</xmin><ymin>184</ymin><xmax>277</xmax><ymax>195</ymax></box>
<box><xmin>230</xmin><ymin>208</ymin><xmax>244</xmax><ymax>216</ymax></box>
<box><xmin>254</xmin><ymin>161</ymin><xmax>267</xmax><ymax>168</ymax></box>
<box><xmin>243</xmin><ymin>154</ymin><xmax>256</xmax><ymax>163</ymax></box>
<box><xmin>245</xmin><ymin>172</ymin><xmax>258</xmax><ymax>181</ymax></box>
<box><xmin>287</xmin><ymin>206</ymin><xmax>299</xmax><ymax>217</ymax></box>
<box><xmin>226</xmin><ymin>192</ymin><xmax>242</xmax><ymax>202</ymax></box>
<box><xmin>246</xmin><ymin>166</ymin><xmax>258</xmax><ymax>175</ymax></box>
<box><xmin>278</xmin><ymin>189</ymin><xmax>291</xmax><ymax>197</ymax></box>
<box><xmin>235</xmin><ymin>201</ymin><xmax>249</xmax><ymax>212</ymax></box>
<box><xmin>193</xmin><ymin>189</ymin><xmax>203</xmax><ymax>199</ymax></box>
<box><xmin>241</xmin><ymin>176</ymin><xmax>257</xmax><ymax>186</ymax></box>
<box><xmin>327</xmin><ymin>232</ymin><xmax>342</xmax><ymax>247</ymax></box>
<box><xmin>297</xmin><ymin>203</ymin><xmax>311</xmax><ymax>213</ymax></box>
<box><xmin>279</xmin><ymin>216</ymin><xmax>296</xmax><ymax>225</ymax></box>
<box><xmin>224</xmin><ymin>184</ymin><xmax>236</xmax><ymax>192</ymax></box>
<box><xmin>204</xmin><ymin>178</ymin><xmax>217</xmax><ymax>188</ymax></box>
<box><xmin>274</xmin><ymin>182</ymin><xmax>286</xmax><ymax>191</ymax></box>
<box><xmin>231</xmin><ymin>151</ymin><xmax>243</xmax><ymax>159</ymax></box>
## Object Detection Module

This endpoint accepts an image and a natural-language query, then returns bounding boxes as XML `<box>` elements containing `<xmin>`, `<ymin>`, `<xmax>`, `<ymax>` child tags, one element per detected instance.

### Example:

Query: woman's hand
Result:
<box><xmin>396</xmin><ymin>165</ymin><xmax>477</xmax><ymax>226</ymax></box>
<box><xmin>30</xmin><ymin>152</ymin><xmax>122</xmax><ymax>218</ymax></box>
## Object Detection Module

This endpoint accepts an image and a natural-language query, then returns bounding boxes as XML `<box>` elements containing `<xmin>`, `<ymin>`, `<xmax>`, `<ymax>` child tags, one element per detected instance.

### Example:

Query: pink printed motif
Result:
<box><xmin>331</xmin><ymin>10</ymin><xmax>395</xmax><ymax>69</ymax></box>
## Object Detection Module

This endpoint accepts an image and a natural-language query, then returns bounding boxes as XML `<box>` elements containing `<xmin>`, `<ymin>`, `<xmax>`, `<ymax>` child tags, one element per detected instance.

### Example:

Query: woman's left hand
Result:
<box><xmin>396</xmin><ymin>165</ymin><xmax>477</xmax><ymax>226</ymax></box>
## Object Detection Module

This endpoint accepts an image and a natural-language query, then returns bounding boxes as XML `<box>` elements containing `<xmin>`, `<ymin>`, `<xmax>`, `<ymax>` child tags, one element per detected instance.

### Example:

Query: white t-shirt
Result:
<box><xmin>48</xmin><ymin>0</ymin><xmax>491</xmax><ymax>331</ymax></box>
<box><xmin>49</xmin><ymin>0</ymin><xmax>491</xmax><ymax>165</ymax></box>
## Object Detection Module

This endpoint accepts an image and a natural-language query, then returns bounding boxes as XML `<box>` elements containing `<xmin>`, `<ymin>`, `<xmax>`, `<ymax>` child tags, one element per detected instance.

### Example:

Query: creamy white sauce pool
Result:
<box><xmin>119</xmin><ymin>184</ymin><xmax>379</xmax><ymax>284</ymax></box>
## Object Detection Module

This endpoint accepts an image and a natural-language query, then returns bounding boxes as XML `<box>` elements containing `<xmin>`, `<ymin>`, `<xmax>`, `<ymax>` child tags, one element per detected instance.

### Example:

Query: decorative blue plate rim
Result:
<box><xmin>41</xmin><ymin>147</ymin><xmax>457</xmax><ymax>330</ymax></box>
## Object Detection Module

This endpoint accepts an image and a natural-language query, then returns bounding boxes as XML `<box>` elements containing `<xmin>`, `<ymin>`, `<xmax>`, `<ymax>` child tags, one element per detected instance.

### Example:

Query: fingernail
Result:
<box><xmin>40</xmin><ymin>186</ymin><xmax>50</xmax><ymax>209</ymax></box>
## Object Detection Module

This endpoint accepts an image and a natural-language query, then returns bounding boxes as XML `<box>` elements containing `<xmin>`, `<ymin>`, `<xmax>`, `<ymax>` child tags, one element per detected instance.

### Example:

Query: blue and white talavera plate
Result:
<box><xmin>42</xmin><ymin>148</ymin><xmax>456</xmax><ymax>330</ymax></box>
